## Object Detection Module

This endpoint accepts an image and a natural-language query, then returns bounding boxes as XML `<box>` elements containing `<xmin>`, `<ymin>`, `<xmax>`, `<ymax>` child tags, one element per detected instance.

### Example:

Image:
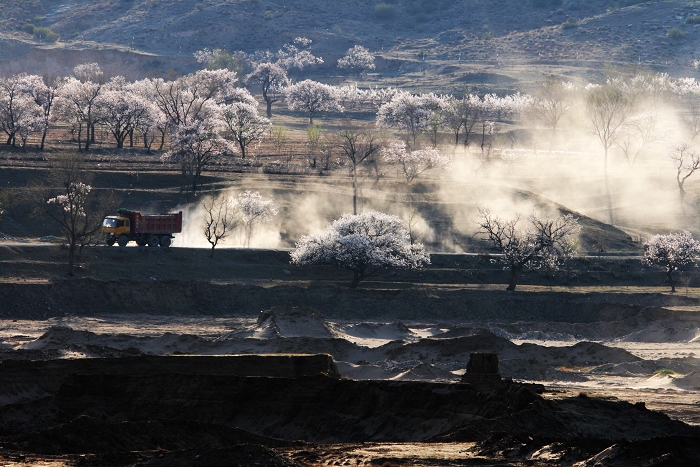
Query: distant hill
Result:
<box><xmin>0</xmin><ymin>1</ymin><xmax>698</xmax><ymax>88</ymax></box>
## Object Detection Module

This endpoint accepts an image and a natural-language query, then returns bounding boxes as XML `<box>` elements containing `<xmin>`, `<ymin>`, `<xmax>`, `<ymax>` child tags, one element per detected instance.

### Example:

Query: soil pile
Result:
<box><xmin>0</xmin><ymin>368</ymin><xmax>697</xmax><ymax>465</ymax></box>
<box><xmin>251</xmin><ymin>306</ymin><xmax>339</xmax><ymax>339</ymax></box>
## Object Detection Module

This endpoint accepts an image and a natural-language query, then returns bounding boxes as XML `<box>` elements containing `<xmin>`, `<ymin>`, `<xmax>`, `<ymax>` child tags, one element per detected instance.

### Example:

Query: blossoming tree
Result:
<box><xmin>290</xmin><ymin>211</ymin><xmax>430</xmax><ymax>288</ymax></box>
<box><xmin>643</xmin><ymin>231</ymin><xmax>700</xmax><ymax>292</ymax></box>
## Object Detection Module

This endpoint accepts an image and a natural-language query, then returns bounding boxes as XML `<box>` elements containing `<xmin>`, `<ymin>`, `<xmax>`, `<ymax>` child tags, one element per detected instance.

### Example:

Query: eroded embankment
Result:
<box><xmin>1</xmin><ymin>357</ymin><xmax>698</xmax><ymax>466</ymax></box>
<box><xmin>1</xmin><ymin>278</ymin><xmax>698</xmax><ymax>322</ymax></box>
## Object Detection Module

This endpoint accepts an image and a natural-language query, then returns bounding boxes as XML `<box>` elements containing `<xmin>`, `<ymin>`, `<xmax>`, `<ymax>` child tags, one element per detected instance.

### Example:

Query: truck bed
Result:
<box><xmin>131</xmin><ymin>212</ymin><xmax>183</xmax><ymax>234</ymax></box>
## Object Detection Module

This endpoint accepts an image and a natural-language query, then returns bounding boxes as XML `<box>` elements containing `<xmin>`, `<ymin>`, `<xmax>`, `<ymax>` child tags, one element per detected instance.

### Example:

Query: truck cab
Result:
<box><xmin>102</xmin><ymin>216</ymin><xmax>131</xmax><ymax>246</ymax></box>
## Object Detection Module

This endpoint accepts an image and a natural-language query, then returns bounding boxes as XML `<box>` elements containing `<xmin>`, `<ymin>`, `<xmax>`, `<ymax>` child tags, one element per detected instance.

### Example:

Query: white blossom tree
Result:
<box><xmin>244</xmin><ymin>62</ymin><xmax>289</xmax><ymax>118</ymax></box>
<box><xmin>149</xmin><ymin>69</ymin><xmax>238</xmax><ymax>127</ymax></box>
<box><xmin>220</xmin><ymin>101</ymin><xmax>271</xmax><ymax>159</ymax></box>
<box><xmin>95</xmin><ymin>78</ymin><xmax>153</xmax><ymax>148</ymax></box>
<box><xmin>439</xmin><ymin>94</ymin><xmax>480</xmax><ymax>146</ymax></box>
<box><xmin>0</xmin><ymin>74</ymin><xmax>45</xmax><ymax>148</ymax></box>
<box><xmin>285</xmin><ymin>80</ymin><xmax>342</xmax><ymax>125</ymax></box>
<box><xmin>477</xmin><ymin>208</ymin><xmax>580</xmax><ymax>291</ymax></box>
<box><xmin>236</xmin><ymin>190</ymin><xmax>279</xmax><ymax>247</ymax></box>
<box><xmin>54</xmin><ymin>76</ymin><xmax>103</xmax><ymax>151</ymax></box>
<box><xmin>382</xmin><ymin>142</ymin><xmax>452</xmax><ymax>184</ymax></box>
<box><xmin>28</xmin><ymin>75</ymin><xmax>62</xmax><ymax>150</ymax></box>
<box><xmin>376</xmin><ymin>91</ymin><xmax>431</xmax><ymax>148</ymax></box>
<box><xmin>643</xmin><ymin>231</ymin><xmax>700</xmax><ymax>292</ymax></box>
<box><xmin>274</xmin><ymin>37</ymin><xmax>324</xmax><ymax>71</ymax></box>
<box><xmin>290</xmin><ymin>211</ymin><xmax>430</xmax><ymax>288</ymax></box>
<box><xmin>161</xmin><ymin>119</ymin><xmax>234</xmax><ymax>192</ymax></box>
<box><xmin>337</xmin><ymin>45</ymin><xmax>376</xmax><ymax>75</ymax></box>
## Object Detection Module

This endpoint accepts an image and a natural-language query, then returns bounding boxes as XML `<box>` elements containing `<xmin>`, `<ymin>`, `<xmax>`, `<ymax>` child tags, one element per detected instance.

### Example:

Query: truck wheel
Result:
<box><xmin>106</xmin><ymin>238</ymin><xmax>115</xmax><ymax>246</ymax></box>
<box><xmin>148</xmin><ymin>235</ymin><xmax>159</xmax><ymax>247</ymax></box>
<box><xmin>117</xmin><ymin>235</ymin><xmax>129</xmax><ymax>247</ymax></box>
<box><xmin>136</xmin><ymin>238</ymin><xmax>147</xmax><ymax>247</ymax></box>
<box><xmin>159</xmin><ymin>236</ymin><xmax>171</xmax><ymax>248</ymax></box>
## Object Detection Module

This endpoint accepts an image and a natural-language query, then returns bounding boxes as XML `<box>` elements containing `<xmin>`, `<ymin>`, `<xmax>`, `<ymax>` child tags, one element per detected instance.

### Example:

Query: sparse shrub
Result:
<box><xmin>195</xmin><ymin>2</ymin><xmax>205</xmax><ymax>10</ymax></box>
<box><xmin>625</xmin><ymin>0</ymin><xmax>649</xmax><ymax>5</ymax></box>
<box><xmin>561</xmin><ymin>17</ymin><xmax>579</xmax><ymax>30</ymax></box>
<box><xmin>374</xmin><ymin>3</ymin><xmax>396</xmax><ymax>20</ymax></box>
<box><xmin>654</xmin><ymin>368</ymin><xmax>679</xmax><ymax>376</ymax></box>
<box><xmin>33</xmin><ymin>15</ymin><xmax>44</xmax><ymax>22</ymax></box>
<box><xmin>687</xmin><ymin>15</ymin><xmax>700</xmax><ymax>24</ymax></box>
<box><xmin>667</xmin><ymin>27</ymin><xmax>685</xmax><ymax>40</ymax></box>
<box><xmin>264</xmin><ymin>10</ymin><xmax>274</xmax><ymax>19</ymax></box>
<box><xmin>21</xmin><ymin>23</ymin><xmax>35</xmax><ymax>34</ymax></box>
<box><xmin>33</xmin><ymin>27</ymin><xmax>59</xmax><ymax>42</ymax></box>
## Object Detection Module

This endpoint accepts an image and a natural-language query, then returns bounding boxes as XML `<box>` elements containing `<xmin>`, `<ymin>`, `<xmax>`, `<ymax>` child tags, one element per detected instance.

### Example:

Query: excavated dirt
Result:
<box><xmin>2</xmin><ymin>248</ymin><xmax>700</xmax><ymax>464</ymax></box>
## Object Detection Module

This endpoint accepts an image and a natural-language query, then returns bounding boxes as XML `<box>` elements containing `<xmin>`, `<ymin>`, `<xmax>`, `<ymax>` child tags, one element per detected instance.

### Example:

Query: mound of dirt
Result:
<box><xmin>383</xmin><ymin>329</ymin><xmax>517</xmax><ymax>361</ymax></box>
<box><xmin>673</xmin><ymin>372</ymin><xmax>700</xmax><ymax>391</ymax></box>
<box><xmin>252</xmin><ymin>306</ymin><xmax>339</xmax><ymax>339</ymax></box>
<box><xmin>336</xmin><ymin>321</ymin><xmax>415</xmax><ymax>344</ymax></box>
<box><xmin>392</xmin><ymin>363</ymin><xmax>460</xmax><ymax>382</ymax></box>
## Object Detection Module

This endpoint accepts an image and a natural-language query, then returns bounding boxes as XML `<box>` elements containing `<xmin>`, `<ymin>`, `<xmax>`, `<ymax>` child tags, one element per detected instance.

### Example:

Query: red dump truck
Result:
<box><xmin>101</xmin><ymin>208</ymin><xmax>182</xmax><ymax>247</ymax></box>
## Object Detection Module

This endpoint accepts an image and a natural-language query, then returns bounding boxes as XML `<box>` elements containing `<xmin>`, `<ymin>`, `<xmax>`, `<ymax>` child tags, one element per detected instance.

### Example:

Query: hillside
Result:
<box><xmin>0</xmin><ymin>1</ymin><xmax>699</xmax><ymax>87</ymax></box>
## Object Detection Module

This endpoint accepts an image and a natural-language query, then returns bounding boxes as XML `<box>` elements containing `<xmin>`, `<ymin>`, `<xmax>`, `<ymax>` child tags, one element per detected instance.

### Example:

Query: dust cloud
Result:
<box><xmin>171</xmin><ymin>74</ymin><xmax>700</xmax><ymax>252</ymax></box>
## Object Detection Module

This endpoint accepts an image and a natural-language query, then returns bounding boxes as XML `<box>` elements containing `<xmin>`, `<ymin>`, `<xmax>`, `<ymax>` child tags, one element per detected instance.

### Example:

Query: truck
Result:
<box><xmin>102</xmin><ymin>208</ymin><xmax>182</xmax><ymax>247</ymax></box>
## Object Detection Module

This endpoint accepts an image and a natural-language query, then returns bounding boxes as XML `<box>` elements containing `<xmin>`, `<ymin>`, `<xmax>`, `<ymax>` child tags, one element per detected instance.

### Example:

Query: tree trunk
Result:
<box><xmin>350</xmin><ymin>270</ymin><xmax>363</xmax><ymax>288</ymax></box>
<box><xmin>352</xmin><ymin>165</ymin><xmax>358</xmax><ymax>215</ymax></box>
<box><xmin>506</xmin><ymin>265</ymin><xmax>521</xmax><ymax>291</ymax></box>
<box><xmin>604</xmin><ymin>146</ymin><xmax>613</xmax><ymax>225</ymax></box>
<box><xmin>84</xmin><ymin>126</ymin><xmax>91</xmax><ymax>151</ymax></box>
<box><xmin>40</xmin><ymin>127</ymin><xmax>48</xmax><ymax>150</ymax></box>
<box><xmin>667</xmin><ymin>267</ymin><xmax>676</xmax><ymax>293</ymax></box>
<box><xmin>67</xmin><ymin>243</ymin><xmax>76</xmax><ymax>277</ymax></box>
<box><xmin>265</xmin><ymin>98</ymin><xmax>272</xmax><ymax>118</ymax></box>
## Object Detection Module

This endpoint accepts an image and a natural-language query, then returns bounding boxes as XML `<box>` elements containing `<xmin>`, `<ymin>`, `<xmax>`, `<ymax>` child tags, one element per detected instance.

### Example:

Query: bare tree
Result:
<box><xmin>529</xmin><ymin>80</ymin><xmax>575</xmax><ymax>136</ymax></box>
<box><xmin>202</xmin><ymin>195</ymin><xmax>241</xmax><ymax>258</ymax></box>
<box><xmin>586</xmin><ymin>83</ymin><xmax>634</xmax><ymax>225</ymax></box>
<box><xmin>615</xmin><ymin>113</ymin><xmax>662</xmax><ymax>168</ymax></box>
<box><xmin>670</xmin><ymin>142</ymin><xmax>700</xmax><ymax>205</ymax></box>
<box><xmin>333</xmin><ymin>124</ymin><xmax>382</xmax><ymax>214</ymax></box>
<box><xmin>477</xmin><ymin>208</ymin><xmax>580</xmax><ymax>291</ymax></box>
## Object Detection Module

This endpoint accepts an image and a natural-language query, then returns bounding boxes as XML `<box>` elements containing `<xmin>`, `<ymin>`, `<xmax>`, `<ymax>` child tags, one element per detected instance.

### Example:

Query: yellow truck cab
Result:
<box><xmin>101</xmin><ymin>216</ymin><xmax>131</xmax><ymax>246</ymax></box>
